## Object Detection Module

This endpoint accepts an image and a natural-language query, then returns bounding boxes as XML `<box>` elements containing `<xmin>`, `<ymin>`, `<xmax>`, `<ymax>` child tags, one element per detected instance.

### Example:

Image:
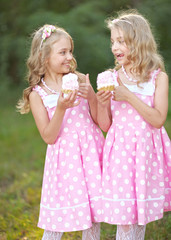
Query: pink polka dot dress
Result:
<box><xmin>101</xmin><ymin>69</ymin><xmax>171</xmax><ymax>225</ymax></box>
<box><xmin>33</xmin><ymin>85</ymin><xmax>104</xmax><ymax>232</ymax></box>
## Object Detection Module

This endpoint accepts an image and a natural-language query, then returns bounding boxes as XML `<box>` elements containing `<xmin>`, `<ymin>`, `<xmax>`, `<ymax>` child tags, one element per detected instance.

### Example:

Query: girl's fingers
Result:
<box><xmin>73</xmin><ymin>99</ymin><xmax>81</xmax><ymax>107</ymax></box>
<box><xmin>96</xmin><ymin>90</ymin><xmax>104</xmax><ymax>96</ymax></box>
<box><xmin>97</xmin><ymin>90</ymin><xmax>111</xmax><ymax>96</ymax></box>
<box><xmin>78</xmin><ymin>88</ymin><xmax>87</xmax><ymax>95</ymax></box>
<box><xmin>71</xmin><ymin>90</ymin><xmax>78</xmax><ymax>101</ymax></box>
<box><xmin>79</xmin><ymin>86</ymin><xmax>89</xmax><ymax>96</ymax></box>
<box><xmin>60</xmin><ymin>90</ymin><xmax>80</xmax><ymax>108</ymax></box>
<box><xmin>97</xmin><ymin>91</ymin><xmax>112</xmax><ymax>99</ymax></box>
<box><xmin>85</xmin><ymin>73</ymin><xmax>90</xmax><ymax>84</ymax></box>
<box><xmin>64</xmin><ymin>91</ymin><xmax>72</xmax><ymax>101</ymax></box>
<box><xmin>117</xmin><ymin>77</ymin><xmax>124</xmax><ymax>86</ymax></box>
<box><xmin>64</xmin><ymin>90</ymin><xmax>77</xmax><ymax>101</ymax></box>
<box><xmin>67</xmin><ymin>90</ymin><xmax>79</xmax><ymax>105</ymax></box>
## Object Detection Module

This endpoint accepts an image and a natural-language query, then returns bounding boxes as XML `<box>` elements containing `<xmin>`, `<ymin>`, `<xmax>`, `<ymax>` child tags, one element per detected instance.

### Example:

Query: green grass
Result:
<box><xmin>0</xmin><ymin>89</ymin><xmax>171</xmax><ymax>240</ymax></box>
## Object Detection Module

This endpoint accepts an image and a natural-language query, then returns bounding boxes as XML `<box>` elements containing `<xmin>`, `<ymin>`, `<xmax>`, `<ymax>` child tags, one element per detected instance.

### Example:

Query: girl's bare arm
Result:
<box><xmin>97</xmin><ymin>91</ymin><xmax>112</xmax><ymax>132</ymax></box>
<box><xmin>29</xmin><ymin>90</ymin><xmax>79</xmax><ymax>144</ymax></box>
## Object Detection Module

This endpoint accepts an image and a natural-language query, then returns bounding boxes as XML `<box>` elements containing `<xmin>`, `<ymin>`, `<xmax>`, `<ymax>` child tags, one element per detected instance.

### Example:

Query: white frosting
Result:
<box><xmin>97</xmin><ymin>71</ymin><xmax>114</xmax><ymax>89</ymax></box>
<box><xmin>62</xmin><ymin>73</ymin><xmax>79</xmax><ymax>91</ymax></box>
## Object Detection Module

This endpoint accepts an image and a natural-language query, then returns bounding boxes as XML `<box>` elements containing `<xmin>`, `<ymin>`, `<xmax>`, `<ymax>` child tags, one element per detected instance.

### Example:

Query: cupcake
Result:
<box><xmin>97</xmin><ymin>70</ymin><xmax>115</xmax><ymax>91</ymax></box>
<box><xmin>62</xmin><ymin>73</ymin><xmax>79</xmax><ymax>94</ymax></box>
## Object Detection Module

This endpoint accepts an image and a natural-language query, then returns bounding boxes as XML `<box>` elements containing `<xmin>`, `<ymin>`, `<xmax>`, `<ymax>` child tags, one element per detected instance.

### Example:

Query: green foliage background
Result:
<box><xmin>0</xmin><ymin>0</ymin><xmax>171</xmax><ymax>239</ymax></box>
<box><xmin>0</xmin><ymin>0</ymin><xmax>171</xmax><ymax>90</ymax></box>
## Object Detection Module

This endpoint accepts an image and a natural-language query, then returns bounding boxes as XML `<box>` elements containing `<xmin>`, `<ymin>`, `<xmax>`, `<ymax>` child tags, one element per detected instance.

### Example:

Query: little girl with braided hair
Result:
<box><xmin>97</xmin><ymin>10</ymin><xmax>171</xmax><ymax>240</ymax></box>
<box><xmin>17</xmin><ymin>24</ymin><xmax>104</xmax><ymax>240</ymax></box>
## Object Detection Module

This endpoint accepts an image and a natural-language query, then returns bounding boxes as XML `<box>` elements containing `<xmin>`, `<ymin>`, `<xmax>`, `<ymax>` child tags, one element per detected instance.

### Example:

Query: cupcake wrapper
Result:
<box><xmin>62</xmin><ymin>89</ymin><xmax>74</xmax><ymax>94</ymax></box>
<box><xmin>98</xmin><ymin>85</ymin><xmax>115</xmax><ymax>91</ymax></box>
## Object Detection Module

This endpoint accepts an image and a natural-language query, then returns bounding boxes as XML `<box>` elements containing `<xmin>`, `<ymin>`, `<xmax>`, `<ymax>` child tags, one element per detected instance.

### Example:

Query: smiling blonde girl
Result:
<box><xmin>17</xmin><ymin>24</ymin><xmax>104</xmax><ymax>240</ymax></box>
<box><xmin>97</xmin><ymin>10</ymin><xmax>171</xmax><ymax>240</ymax></box>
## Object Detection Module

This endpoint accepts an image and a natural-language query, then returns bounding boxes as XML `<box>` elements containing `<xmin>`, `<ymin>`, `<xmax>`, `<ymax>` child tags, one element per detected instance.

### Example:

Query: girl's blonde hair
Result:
<box><xmin>17</xmin><ymin>24</ymin><xmax>77</xmax><ymax>114</ymax></box>
<box><xmin>107</xmin><ymin>9</ymin><xmax>165</xmax><ymax>83</ymax></box>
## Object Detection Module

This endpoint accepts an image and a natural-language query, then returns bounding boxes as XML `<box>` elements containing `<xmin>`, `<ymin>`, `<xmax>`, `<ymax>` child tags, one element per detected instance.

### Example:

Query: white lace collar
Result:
<box><xmin>43</xmin><ymin>93</ymin><xmax>59</xmax><ymax>108</ymax></box>
<box><xmin>112</xmin><ymin>72</ymin><xmax>155</xmax><ymax>96</ymax></box>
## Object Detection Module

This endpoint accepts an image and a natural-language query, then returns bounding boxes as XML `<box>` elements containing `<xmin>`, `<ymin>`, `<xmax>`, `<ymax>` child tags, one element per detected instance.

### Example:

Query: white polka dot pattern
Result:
<box><xmin>101</xmin><ymin>70</ymin><xmax>171</xmax><ymax>225</ymax></box>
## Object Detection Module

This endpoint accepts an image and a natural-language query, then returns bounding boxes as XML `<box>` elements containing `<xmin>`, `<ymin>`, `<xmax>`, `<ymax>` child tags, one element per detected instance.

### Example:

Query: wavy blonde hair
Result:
<box><xmin>17</xmin><ymin>24</ymin><xmax>77</xmax><ymax>114</ymax></box>
<box><xmin>107</xmin><ymin>9</ymin><xmax>165</xmax><ymax>83</ymax></box>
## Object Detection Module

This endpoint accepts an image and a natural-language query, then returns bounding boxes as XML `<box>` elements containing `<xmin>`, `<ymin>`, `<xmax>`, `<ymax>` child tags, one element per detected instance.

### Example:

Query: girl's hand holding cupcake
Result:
<box><xmin>97</xmin><ymin>90</ymin><xmax>112</xmax><ymax>107</ymax></box>
<box><xmin>57</xmin><ymin>90</ymin><xmax>80</xmax><ymax>111</ymax></box>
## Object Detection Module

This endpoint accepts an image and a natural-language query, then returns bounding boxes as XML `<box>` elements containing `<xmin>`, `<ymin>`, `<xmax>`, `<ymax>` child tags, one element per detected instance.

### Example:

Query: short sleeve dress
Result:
<box><xmin>33</xmin><ymin>85</ymin><xmax>104</xmax><ymax>232</ymax></box>
<box><xmin>101</xmin><ymin>69</ymin><xmax>171</xmax><ymax>225</ymax></box>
